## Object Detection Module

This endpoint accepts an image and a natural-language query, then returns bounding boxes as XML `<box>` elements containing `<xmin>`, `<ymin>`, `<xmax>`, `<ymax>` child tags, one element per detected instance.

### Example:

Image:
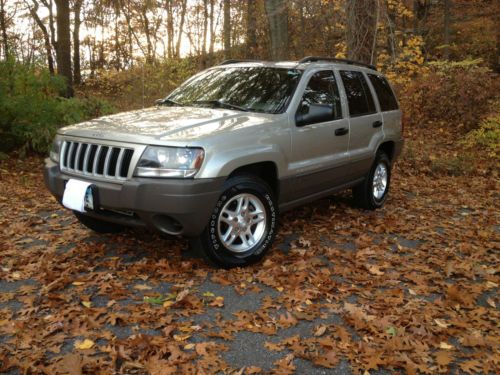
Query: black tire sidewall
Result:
<box><xmin>202</xmin><ymin>177</ymin><xmax>277</xmax><ymax>268</ymax></box>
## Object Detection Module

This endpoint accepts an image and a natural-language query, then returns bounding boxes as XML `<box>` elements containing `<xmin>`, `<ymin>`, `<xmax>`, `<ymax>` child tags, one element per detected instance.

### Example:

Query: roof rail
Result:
<box><xmin>218</xmin><ymin>59</ymin><xmax>262</xmax><ymax>65</ymax></box>
<box><xmin>298</xmin><ymin>56</ymin><xmax>377</xmax><ymax>71</ymax></box>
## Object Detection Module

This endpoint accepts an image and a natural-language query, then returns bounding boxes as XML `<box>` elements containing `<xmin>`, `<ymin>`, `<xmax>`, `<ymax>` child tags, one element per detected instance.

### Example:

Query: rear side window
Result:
<box><xmin>368</xmin><ymin>74</ymin><xmax>399</xmax><ymax>111</ymax></box>
<box><xmin>340</xmin><ymin>70</ymin><xmax>376</xmax><ymax>117</ymax></box>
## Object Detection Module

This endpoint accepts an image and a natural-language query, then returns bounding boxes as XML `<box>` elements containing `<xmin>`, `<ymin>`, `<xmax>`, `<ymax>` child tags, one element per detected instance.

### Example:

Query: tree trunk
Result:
<box><xmin>443</xmin><ymin>0</ymin><xmax>452</xmax><ymax>60</ymax></box>
<box><xmin>175</xmin><ymin>0</ymin><xmax>187</xmax><ymax>58</ymax></box>
<box><xmin>28</xmin><ymin>0</ymin><xmax>55</xmax><ymax>74</ymax></box>
<box><xmin>73</xmin><ymin>0</ymin><xmax>82</xmax><ymax>84</ymax></box>
<box><xmin>246</xmin><ymin>0</ymin><xmax>257</xmax><ymax>58</ymax></box>
<box><xmin>165</xmin><ymin>0</ymin><xmax>174</xmax><ymax>58</ymax></box>
<box><xmin>201</xmin><ymin>0</ymin><xmax>208</xmax><ymax>66</ymax></box>
<box><xmin>113</xmin><ymin>4</ymin><xmax>122</xmax><ymax>70</ymax></box>
<box><xmin>54</xmin><ymin>0</ymin><xmax>73</xmax><ymax>97</ymax></box>
<box><xmin>298</xmin><ymin>0</ymin><xmax>305</xmax><ymax>57</ymax></box>
<box><xmin>40</xmin><ymin>0</ymin><xmax>57</xmax><ymax>56</ymax></box>
<box><xmin>0</xmin><ymin>0</ymin><xmax>8</xmax><ymax>60</ymax></box>
<box><xmin>345</xmin><ymin>0</ymin><xmax>377</xmax><ymax>64</ymax></box>
<box><xmin>208</xmin><ymin>0</ymin><xmax>215</xmax><ymax>64</ymax></box>
<box><xmin>264</xmin><ymin>0</ymin><xmax>288</xmax><ymax>60</ymax></box>
<box><xmin>413</xmin><ymin>0</ymin><xmax>431</xmax><ymax>36</ymax></box>
<box><xmin>140</xmin><ymin>4</ymin><xmax>153</xmax><ymax>63</ymax></box>
<box><xmin>223</xmin><ymin>0</ymin><xmax>230</xmax><ymax>59</ymax></box>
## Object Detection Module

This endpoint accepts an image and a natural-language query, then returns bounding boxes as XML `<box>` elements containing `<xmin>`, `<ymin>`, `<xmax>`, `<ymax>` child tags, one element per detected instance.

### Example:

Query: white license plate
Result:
<box><xmin>62</xmin><ymin>179</ymin><xmax>94</xmax><ymax>213</ymax></box>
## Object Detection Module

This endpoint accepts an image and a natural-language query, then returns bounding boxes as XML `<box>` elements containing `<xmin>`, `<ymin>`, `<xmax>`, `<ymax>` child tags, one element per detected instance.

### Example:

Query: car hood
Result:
<box><xmin>59</xmin><ymin>106</ymin><xmax>275</xmax><ymax>145</ymax></box>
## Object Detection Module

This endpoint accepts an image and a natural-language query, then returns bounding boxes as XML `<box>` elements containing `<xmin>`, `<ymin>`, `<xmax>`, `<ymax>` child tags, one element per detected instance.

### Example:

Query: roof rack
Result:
<box><xmin>218</xmin><ymin>59</ymin><xmax>262</xmax><ymax>65</ymax></box>
<box><xmin>298</xmin><ymin>56</ymin><xmax>377</xmax><ymax>71</ymax></box>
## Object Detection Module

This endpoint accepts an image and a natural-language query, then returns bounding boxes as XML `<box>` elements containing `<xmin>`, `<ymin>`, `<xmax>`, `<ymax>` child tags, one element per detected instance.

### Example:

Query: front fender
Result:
<box><xmin>196</xmin><ymin>144</ymin><xmax>287</xmax><ymax>179</ymax></box>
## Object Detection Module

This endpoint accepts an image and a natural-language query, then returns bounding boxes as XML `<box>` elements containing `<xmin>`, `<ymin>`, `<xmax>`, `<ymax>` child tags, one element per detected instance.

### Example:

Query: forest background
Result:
<box><xmin>0</xmin><ymin>0</ymin><xmax>498</xmax><ymax>165</ymax></box>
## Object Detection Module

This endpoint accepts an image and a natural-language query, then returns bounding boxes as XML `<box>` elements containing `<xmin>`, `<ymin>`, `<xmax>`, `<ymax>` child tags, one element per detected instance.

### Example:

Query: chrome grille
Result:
<box><xmin>60</xmin><ymin>140</ymin><xmax>135</xmax><ymax>181</ymax></box>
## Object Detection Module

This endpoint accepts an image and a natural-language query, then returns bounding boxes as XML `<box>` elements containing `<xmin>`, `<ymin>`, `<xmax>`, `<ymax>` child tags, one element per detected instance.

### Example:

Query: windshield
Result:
<box><xmin>165</xmin><ymin>67</ymin><xmax>302</xmax><ymax>114</ymax></box>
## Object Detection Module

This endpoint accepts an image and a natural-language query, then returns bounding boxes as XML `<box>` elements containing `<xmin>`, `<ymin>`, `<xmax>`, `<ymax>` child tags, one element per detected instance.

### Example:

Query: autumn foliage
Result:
<box><xmin>1</xmin><ymin>0</ymin><xmax>499</xmax><ymax>373</ymax></box>
<box><xmin>401</xmin><ymin>60</ymin><xmax>500</xmax><ymax>132</ymax></box>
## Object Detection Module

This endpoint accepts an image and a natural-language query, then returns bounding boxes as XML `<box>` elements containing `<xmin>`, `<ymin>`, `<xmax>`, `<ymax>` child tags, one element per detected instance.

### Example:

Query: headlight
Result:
<box><xmin>135</xmin><ymin>146</ymin><xmax>204</xmax><ymax>178</ymax></box>
<box><xmin>50</xmin><ymin>136</ymin><xmax>62</xmax><ymax>163</ymax></box>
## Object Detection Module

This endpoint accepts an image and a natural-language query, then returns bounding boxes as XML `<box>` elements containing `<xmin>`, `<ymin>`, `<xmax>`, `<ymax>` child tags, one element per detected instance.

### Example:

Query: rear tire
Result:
<box><xmin>353</xmin><ymin>151</ymin><xmax>391</xmax><ymax>210</ymax></box>
<box><xmin>74</xmin><ymin>212</ymin><xmax>125</xmax><ymax>233</ymax></box>
<box><xmin>196</xmin><ymin>174</ymin><xmax>278</xmax><ymax>268</ymax></box>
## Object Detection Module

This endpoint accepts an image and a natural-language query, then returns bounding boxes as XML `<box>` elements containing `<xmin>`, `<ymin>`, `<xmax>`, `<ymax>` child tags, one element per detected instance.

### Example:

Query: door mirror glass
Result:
<box><xmin>297</xmin><ymin>104</ymin><xmax>334</xmax><ymax>127</ymax></box>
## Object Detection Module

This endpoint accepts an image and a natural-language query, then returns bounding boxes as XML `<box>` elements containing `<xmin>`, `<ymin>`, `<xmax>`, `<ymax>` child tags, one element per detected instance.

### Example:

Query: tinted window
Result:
<box><xmin>300</xmin><ymin>70</ymin><xmax>342</xmax><ymax>121</ymax></box>
<box><xmin>368</xmin><ymin>74</ymin><xmax>399</xmax><ymax>111</ymax></box>
<box><xmin>340</xmin><ymin>70</ymin><xmax>376</xmax><ymax>117</ymax></box>
<box><xmin>167</xmin><ymin>67</ymin><xmax>302</xmax><ymax>114</ymax></box>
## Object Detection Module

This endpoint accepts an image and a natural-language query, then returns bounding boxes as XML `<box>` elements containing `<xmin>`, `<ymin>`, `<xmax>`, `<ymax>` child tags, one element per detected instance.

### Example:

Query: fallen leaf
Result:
<box><xmin>209</xmin><ymin>296</ymin><xmax>224</xmax><ymax>307</ymax></box>
<box><xmin>264</xmin><ymin>341</ymin><xmax>283</xmax><ymax>351</ymax></box>
<box><xmin>313</xmin><ymin>325</ymin><xmax>327</xmax><ymax>337</ymax></box>
<box><xmin>434</xmin><ymin>319</ymin><xmax>449</xmax><ymax>328</ymax></box>
<box><xmin>134</xmin><ymin>284</ymin><xmax>152</xmax><ymax>291</ymax></box>
<box><xmin>313</xmin><ymin>350</ymin><xmax>338</xmax><ymax>368</ymax></box>
<box><xmin>439</xmin><ymin>342</ymin><xmax>454</xmax><ymax>350</ymax></box>
<box><xmin>74</xmin><ymin>339</ymin><xmax>94</xmax><ymax>350</ymax></box>
<box><xmin>173</xmin><ymin>334</ymin><xmax>191</xmax><ymax>341</ymax></box>
<box><xmin>386</xmin><ymin>326</ymin><xmax>397</xmax><ymax>337</ymax></box>
<box><xmin>367</xmin><ymin>265</ymin><xmax>385</xmax><ymax>276</ymax></box>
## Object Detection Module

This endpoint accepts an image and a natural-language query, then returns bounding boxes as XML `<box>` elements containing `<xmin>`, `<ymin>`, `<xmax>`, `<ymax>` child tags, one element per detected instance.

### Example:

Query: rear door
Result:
<box><xmin>339</xmin><ymin>70</ymin><xmax>384</xmax><ymax>179</ymax></box>
<box><xmin>287</xmin><ymin>70</ymin><xmax>350</xmax><ymax>201</ymax></box>
<box><xmin>367</xmin><ymin>73</ymin><xmax>401</xmax><ymax>145</ymax></box>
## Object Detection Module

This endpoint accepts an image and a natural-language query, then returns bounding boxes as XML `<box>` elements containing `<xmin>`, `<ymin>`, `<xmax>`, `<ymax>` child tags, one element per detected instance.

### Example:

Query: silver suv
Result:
<box><xmin>44</xmin><ymin>57</ymin><xmax>403</xmax><ymax>267</ymax></box>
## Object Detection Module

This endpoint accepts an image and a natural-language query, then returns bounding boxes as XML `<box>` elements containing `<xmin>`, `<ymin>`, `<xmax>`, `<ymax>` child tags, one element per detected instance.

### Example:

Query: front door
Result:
<box><xmin>287</xmin><ymin>70</ymin><xmax>350</xmax><ymax>202</ymax></box>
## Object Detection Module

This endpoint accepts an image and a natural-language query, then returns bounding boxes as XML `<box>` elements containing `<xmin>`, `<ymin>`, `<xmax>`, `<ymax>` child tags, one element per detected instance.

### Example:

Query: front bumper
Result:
<box><xmin>44</xmin><ymin>158</ymin><xmax>225</xmax><ymax>237</ymax></box>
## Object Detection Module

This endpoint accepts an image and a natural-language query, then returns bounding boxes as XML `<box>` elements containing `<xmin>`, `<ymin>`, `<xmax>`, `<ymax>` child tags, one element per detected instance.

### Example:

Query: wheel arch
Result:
<box><xmin>377</xmin><ymin>140</ymin><xmax>396</xmax><ymax>161</ymax></box>
<box><xmin>227</xmin><ymin>161</ymin><xmax>279</xmax><ymax>197</ymax></box>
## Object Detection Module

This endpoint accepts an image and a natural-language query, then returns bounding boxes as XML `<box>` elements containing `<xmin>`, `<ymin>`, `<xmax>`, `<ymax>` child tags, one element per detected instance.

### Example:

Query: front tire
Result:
<box><xmin>197</xmin><ymin>175</ymin><xmax>278</xmax><ymax>268</ymax></box>
<box><xmin>353</xmin><ymin>151</ymin><xmax>391</xmax><ymax>210</ymax></box>
<box><xmin>74</xmin><ymin>212</ymin><xmax>125</xmax><ymax>233</ymax></box>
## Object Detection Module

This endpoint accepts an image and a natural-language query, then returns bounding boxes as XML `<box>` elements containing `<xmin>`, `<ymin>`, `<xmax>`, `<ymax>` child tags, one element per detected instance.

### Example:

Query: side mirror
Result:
<box><xmin>296</xmin><ymin>103</ymin><xmax>333</xmax><ymax>127</ymax></box>
<box><xmin>155</xmin><ymin>99</ymin><xmax>165</xmax><ymax>106</ymax></box>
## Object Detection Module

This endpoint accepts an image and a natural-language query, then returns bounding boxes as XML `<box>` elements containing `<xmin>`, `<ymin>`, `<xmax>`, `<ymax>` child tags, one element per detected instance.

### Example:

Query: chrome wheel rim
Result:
<box><xmin>217</xmin><ymin>193</ymin><xmax>267</xmax><ymax>253</ymax></box>
<box><xmin>373</xmin><ymin>163</ymin><xmax>388</xmax><ymax>200</ymax></box>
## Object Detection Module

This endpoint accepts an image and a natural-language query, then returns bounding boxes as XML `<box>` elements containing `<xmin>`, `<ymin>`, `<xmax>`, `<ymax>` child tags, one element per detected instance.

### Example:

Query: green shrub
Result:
<box><xmin>0</xmin><ymin>60</ymin><xmax>114</xmax><ymax>154</ymax></box>
<box><xmin>400</xmin><ymin>60</ymin><xmax>500</xmax><ymax>132</ymax></box>
<box><xmin>430</xmin><ymin>154</ymin><xmax>475</xmax><ymax>176</ymax></box>
<box><xmin>462</xmin><ymin>114</ymin><xmax>500</xmax><ymax>158</ymax></box>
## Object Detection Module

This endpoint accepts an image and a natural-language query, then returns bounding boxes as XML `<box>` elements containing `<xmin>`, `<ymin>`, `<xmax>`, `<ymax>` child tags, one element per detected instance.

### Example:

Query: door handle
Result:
<box><xmin>335</xmin><ymin>127</ymin><xmax>349</xmax><ymax>136</ymax></box>
<box><xmin>372</xmin><ymin>120</ymin><xmax>383</xmax><ymax>128</ymax></box>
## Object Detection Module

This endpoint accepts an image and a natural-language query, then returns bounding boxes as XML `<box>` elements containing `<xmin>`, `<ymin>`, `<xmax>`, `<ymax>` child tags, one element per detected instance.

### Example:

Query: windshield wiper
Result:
<box><xmin>156</xmin><ymin>98</ymin><xmax>184</xmax><ymax>107</ymax></box>
<box><xmin>191</xmin><ymin>100</ymin><xmax>249</xmax><ymax>112</ymax></box>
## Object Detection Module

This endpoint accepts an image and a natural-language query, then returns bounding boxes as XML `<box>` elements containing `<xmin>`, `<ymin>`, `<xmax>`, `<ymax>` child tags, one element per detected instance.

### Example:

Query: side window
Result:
<box><xmin>368</xmin><ymin>74</ymin><xmax>399</xmax><ymax>111</ymax></box>
<box><xmin>340</xmin><ymin>70</ymin><xmax>376</xmax><ymax>117</ymax></box>
<box><xmin>296</xmin><ymin>70</ymin><xmax>342</xmax><ymax>126</ymax></box>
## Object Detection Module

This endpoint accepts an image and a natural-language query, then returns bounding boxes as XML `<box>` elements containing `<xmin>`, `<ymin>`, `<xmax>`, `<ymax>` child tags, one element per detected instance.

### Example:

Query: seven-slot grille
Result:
<box><xmin>60</xmin><ymin>140</ymin><xmax>134</xmax><ymax>181</ymax></box>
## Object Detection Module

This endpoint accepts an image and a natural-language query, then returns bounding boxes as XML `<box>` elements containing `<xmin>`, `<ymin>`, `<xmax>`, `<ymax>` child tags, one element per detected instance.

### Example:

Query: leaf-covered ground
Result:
<box><xmin>0</xmin><ymin>131</ymin><xmax>498</xmax><ymax>374</ymax></box>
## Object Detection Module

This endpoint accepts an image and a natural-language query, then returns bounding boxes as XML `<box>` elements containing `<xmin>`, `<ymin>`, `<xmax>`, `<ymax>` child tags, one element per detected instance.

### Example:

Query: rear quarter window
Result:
<box><xmin>340</xmin><ymin>70</ymin><xmax>376</xmax><ymax>117</ymax></box>
<box><xmin>368</xmin><ymin>74</ymin><xmax>399</xmax><ymax>111</ymax></box>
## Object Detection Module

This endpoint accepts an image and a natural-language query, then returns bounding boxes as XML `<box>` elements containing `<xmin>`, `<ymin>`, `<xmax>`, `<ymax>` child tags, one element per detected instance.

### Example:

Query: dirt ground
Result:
<box><xmin>0</xmin><ymin>145</ymin><xmax>498</xmax><ymax>373</ymax></box>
